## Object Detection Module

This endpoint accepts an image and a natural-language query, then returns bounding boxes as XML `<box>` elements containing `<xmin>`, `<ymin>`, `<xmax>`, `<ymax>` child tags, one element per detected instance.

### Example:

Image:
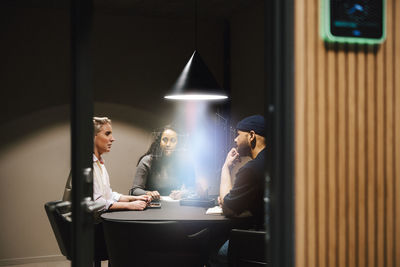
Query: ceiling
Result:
<box><xmin>94</xmin><ymin>0</ymin><xmax>262</xmax><ymax>19</ymax></box>
<box><xmin>2</xmin><ymin>0</ymin><xmax>263</xmax><ymax>19</ymax></box>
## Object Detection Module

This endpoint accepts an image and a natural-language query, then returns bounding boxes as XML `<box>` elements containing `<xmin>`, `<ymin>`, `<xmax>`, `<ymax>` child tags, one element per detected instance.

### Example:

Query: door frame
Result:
<box><xmin>265</xmin><ymin>0</ymin><xmax>295</xmax><ymax>266</ymax></box>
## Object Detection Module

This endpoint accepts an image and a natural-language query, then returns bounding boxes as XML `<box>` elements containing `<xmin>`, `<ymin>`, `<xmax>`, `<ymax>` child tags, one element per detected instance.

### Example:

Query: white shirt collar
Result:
<box><xmin>93</xmin><ymin>154</ymin><xmax>104</xmax><ymax>164</ymax></box>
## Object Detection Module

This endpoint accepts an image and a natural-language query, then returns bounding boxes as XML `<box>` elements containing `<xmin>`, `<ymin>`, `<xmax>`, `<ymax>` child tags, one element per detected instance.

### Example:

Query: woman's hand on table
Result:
<box><xmin>133</xmin><ymin>195</ymin><xmax>152</xmax><ymax>203</ymax></box>
<box><xmin>169</xmin><ymin>190</ymin><xmax>182</xmax><ymax>200</ymax></box>
<box><xmin>126</xmin><ymin>200</ymin><xmax>147</xmax><ymax>211</ymax></box>
<box><xmin>121</xmin><ymin>195</ymin><xmax>152</xmax><ymax>203</ymax></box>
<box><xmin>169</xmin><ymin>184</ymin><xmax>192</xmax><ymax>200</ymax></box>
<box><xmin>169</xmin><ymin>189</ymin><xmax>189</xmax><ymax>200</ymax></box>
<box><xmin>146</xmin><ymin>191</ymin><xmax>160</xmax><ymax>200</ymax></box>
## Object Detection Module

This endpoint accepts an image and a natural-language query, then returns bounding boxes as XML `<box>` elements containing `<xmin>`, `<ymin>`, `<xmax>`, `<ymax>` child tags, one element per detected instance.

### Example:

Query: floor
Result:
<box><xmin>1</xmin><ymin>260</ymin><xmax>109</xmax><ymax>267</ymax></box>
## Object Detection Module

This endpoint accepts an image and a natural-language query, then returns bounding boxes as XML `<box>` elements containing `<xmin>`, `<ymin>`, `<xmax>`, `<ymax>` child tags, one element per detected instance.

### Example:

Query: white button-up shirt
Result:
<box><xmin>93</xmin><ymin>154</ymin><xmax>121</xmax><ymax>210</ymax></box>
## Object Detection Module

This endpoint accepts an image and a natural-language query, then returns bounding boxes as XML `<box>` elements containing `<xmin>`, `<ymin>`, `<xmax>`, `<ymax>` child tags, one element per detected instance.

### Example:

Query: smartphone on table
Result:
<box><xmin>148</xmin><ymin>201</ymin><xmax>161</xmax><ymax>208</ymax></box>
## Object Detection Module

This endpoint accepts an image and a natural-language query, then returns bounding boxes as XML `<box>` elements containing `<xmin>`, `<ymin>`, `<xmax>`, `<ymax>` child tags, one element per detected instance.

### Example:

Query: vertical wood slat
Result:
<box><xmin>384</xmin><ymin>1</ymin><xmax>394</xmax><ymax>266</ymax></box>
<box><xmin>326</xmin><ymin>42</ymin><xmax>337</xmax><ymax>267</ymax></box>
<box><xmin>356</xmin><ymin>46</ymin><xmax>367</xmax><ymax>267</ymax></box>
<box><xmin>316</xmin><ymin>0</ymin><xmax>327</xmax><ymax>265</ymax></box>
<box><xmin>395</xmin><ymin>0</ymin><xmax>400</xmax><ymax>265</ymax></box>
<box><xmin>347</xmin><ymin>45</ymin><xmax>356</xmax><ymax>267</ymax></box>
<box><xmin>366</xmin><ymin>45</ymin><xmax>376</xmax><ymax>267</ymax></box>
<box><xmin>306</xmin><ymin>0</ymin><xmax>316</xmax><ymax>266</ymax></box>
<box><xmin>294</xmin><ymin>1</ymin><xmax>400</xmax><ymax>267</ymax></box>
<box><xmin>384</xmin><ymin>1</ymin><xmax>395</xmax><ymax>267</ymax></box>
<box><xmin>337</xmin><ymin>46</ymin><xmax>346</xmax><ymax>267</ymax></box>
<box><xmin>294</xmin><ymin>0</ymin><xmax>306</xmax><ymax>266</ymax></box>
<box><xmin>376</xmin><ymin>23</ymin><xmax>385</xmax><ymax>267</ymax></box>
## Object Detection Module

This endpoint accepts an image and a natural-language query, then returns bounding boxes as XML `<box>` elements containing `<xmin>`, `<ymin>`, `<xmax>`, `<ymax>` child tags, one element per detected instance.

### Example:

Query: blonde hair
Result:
<box><xmin>93</xmin><ymin>117</ymin><xmax>111</xmax><ymax>135</ymax></box>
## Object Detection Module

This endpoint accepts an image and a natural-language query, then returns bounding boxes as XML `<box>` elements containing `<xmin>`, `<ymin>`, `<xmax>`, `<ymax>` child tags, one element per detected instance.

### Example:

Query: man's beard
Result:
<box><xmin>237</xmin><ymin>143</ymin><xmax>251</xmax><ymax>157</ymax></box>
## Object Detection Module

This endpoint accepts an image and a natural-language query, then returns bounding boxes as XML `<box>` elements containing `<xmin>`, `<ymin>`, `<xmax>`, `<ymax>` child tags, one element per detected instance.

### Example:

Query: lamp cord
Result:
<box><xmin>194</xmin><ymin>0</ymin><xmax>198</xmax><ymax>51</ymax></box>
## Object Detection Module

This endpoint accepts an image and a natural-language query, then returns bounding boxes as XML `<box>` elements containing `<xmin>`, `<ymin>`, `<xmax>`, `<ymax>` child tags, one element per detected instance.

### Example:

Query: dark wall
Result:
<box><xmin>0</xmin><ymin>7</ymin><xmax>70</xmax><ymax>125</ymax></box>
<box><xmin>230</xmin><ymin>0</ymin><xmax>265</xmax><ymax>123</ymax></box>
<box><xmin>91</xmin><ymin>13</ymin><xmax>225</xmax><ymax>121</ymax></box>
<box><xmin>0</xmin><ymin>2</ymin><xmax>264</xmax><ymax>128</ymax></box>
<box><xmin>0</xmin><ymin>6</ymin><xmax>226</xmax><ymax>127</ymax></box>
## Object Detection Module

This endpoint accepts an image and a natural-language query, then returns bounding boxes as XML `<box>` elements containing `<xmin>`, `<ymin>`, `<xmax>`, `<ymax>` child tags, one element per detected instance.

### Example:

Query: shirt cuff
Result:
<box><xmin>112</xmin><ymin>192</ymin><xmax>122</xmax><ymax>202</ymax></box>
<box><xmin>105</xmin><ymin>199</ymin><xmax>115</xmax><ymax>210</ymax></box>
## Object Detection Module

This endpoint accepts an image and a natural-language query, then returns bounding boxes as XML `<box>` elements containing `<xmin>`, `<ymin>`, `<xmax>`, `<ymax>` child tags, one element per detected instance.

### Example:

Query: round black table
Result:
<box><xmin>101</xmin><ymin>199</ymin><xmax>229</xmax><ymax>223</ymax></box>
<box><xmin>100</xmin><ymin>199</ymin><xmax>236</xmax><ymax>267</ymax></box>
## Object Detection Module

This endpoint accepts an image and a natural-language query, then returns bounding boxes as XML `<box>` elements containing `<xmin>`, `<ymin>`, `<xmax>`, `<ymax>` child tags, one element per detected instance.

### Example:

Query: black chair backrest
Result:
<box><xmin>228</xmin><ymin>229</ymin><xmax>267</xmax><ymax>267</ymax></box>
<box><xmin>44</xmin><ymin>200</ymin><xmax>72</xmax><ymax>259</ymax></box>
<box><xmin>102</xmin><ymin>219</ymin><xmax>210</xmax><ymax>267</ymax></box>
<box><xmin>44</xmin><ymin>200</ymin><xmax>108</xmax><ymax>263</ymax></box>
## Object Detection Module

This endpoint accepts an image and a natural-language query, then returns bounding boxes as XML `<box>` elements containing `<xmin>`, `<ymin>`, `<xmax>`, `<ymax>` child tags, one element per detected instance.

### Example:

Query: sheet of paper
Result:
<box><xmin>206</xmin><ymin>205</ymin><xmax>223</xmax><ymax>215</ymax></box>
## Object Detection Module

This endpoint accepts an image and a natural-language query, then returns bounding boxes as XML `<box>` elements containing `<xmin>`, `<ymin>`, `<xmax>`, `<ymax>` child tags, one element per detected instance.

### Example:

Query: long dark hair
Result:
<box><xmin>136</xmin><ymin>125</ymin><xmax>177</xmax><ymax>166</ymax></box>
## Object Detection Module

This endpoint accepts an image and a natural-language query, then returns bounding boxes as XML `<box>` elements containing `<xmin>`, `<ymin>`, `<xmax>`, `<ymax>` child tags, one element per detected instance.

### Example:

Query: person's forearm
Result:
<box><xmin>119</xmin><ymin>195</ymin><xmax>135</xmax><ymax>202</ymax></box>
<box><xmin>108</xmin><ymin>201</ymin><xmax>129</xmax><ymax>210</ymax></box>
<box><xmin>219</xmin><ymin>164</ymin><xmax>233</xmax><ymax>204</ymax></box>
<box><xmin>222</xmin><ymin>204</ymin><xmax>235</xmax><ymax>217</ymax></box>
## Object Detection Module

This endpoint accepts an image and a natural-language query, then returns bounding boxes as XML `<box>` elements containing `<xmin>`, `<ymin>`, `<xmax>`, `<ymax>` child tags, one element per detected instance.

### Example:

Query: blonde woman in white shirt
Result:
<box><xmin>92</xmin><ymin>117</ymin><xmax>150</xmax><ymax>211</ymax></box>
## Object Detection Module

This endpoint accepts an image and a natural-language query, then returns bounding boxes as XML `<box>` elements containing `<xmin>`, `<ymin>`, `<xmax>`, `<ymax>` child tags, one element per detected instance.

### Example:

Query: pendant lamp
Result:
<box><xmin>165</xmin><ymin>50</ymin><xmax>227</xmax><ymax>100</ymax></box>
<box><xmin>164</xmin><ymin>1</ymin><xmax>228</xmax><ymax>101</ymax></box>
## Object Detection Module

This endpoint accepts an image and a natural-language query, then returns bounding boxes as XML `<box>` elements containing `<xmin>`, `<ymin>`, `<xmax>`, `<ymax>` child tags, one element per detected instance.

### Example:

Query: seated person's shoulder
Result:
<box><xmin>223</xmin><ymin>164</ymin><xmax>264</xmax><ymax>214</ymax></box>
<box><xmin>138</xmin><ymin>154</ymin><xmax>153</xmax><ymax>167</ymax></box>
<box><xmin>236</xmin><ymin>164</ymin><xmax>262</xmax><ymax>183</ymax></box>
<box><xmin>237</xmin><ymin>157</ymin><xmax>265</xmax><ymax>180</ymax></box>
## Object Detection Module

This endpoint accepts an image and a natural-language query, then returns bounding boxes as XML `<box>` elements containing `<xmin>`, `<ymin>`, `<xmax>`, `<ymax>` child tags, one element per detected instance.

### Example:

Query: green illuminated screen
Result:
<box><xmin>321</xmin><ymin>0</ymin><xmax>386</xmax><ymax>44</ymax></box>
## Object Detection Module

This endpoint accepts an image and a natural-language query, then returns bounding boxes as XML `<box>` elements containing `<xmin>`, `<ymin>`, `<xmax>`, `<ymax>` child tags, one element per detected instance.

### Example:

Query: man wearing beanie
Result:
<box><xmin>210</xmin><ymin>115</ymin><xmax>266</xmax><ymax>267</ymax></box>
<box><xmin>219</xmin><ymin>114</ymin><xmax>266</xmax><ymax>227</ymax></box>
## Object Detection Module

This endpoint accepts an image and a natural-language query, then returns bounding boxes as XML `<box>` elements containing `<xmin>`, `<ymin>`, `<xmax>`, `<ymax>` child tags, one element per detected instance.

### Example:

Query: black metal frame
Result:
<box><xmin>265</xmin><ymin>0</ymin><xmax>295</xmax><ymax>266</ymax></box>
<box><xmin>70</xmin><ymin>0</ymin><xmax>94</xmax><ymax>266</ymax></box>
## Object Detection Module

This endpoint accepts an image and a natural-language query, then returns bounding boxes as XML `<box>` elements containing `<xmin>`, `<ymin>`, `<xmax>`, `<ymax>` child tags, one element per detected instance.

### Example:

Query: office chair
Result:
<box><xmin>44</xmin><ymin>200</ymin><xmax>109</xmax><ymax>267</ymax></box>
<box><xmin>228</xmin><ymin>229</ymin><xmax>268</xmax><ymax>267</ymax></box>
<box><xmin>102</xmin><ymin>220</ymin><xmax>210</xmax><ymax>267</ymax></box>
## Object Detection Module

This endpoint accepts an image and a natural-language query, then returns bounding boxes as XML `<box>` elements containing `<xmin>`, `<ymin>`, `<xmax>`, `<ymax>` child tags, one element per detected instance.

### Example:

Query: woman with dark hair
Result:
<box><xmin>130</xmin><ymin>126</ymin><xmax>195</xmax><ymax>199</ymax></box>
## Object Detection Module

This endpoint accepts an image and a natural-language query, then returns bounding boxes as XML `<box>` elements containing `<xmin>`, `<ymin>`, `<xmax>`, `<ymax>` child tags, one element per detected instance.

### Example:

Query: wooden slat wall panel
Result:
<box><xmin>384</xmin><ymin>3</ymin><xmax>394</xmax><ymax>267</ymax></box>
<box><xmin>366</xmin><ymin>45</ymin><xmax>375</xmax><ymax>267</ymax></box>
<box><xmin>337</xmin><ymin>46</ymin><xmax>346</xmax><ymax>267</ymax></box>
<box><xmin>347</xmin><ymin>43</ymin><xmax>356</xmax><ymax>267</ymax></box>
<box><xmin>384</xmin><ymin>2</ymin><xmax>394</xmax><ymax>267</ymax></box>
<box><xmin>306</xmin><ymin>0</ymin><xmax>317</xmax><ymax>266</ymax></box>
<box><xmin>356</xmin><ymin>46</ymin><xmax>366</xmax><ymax>267</ymax></box>
<box><xmin>376</xmin><ymin>27</ymin><xmax>385</xmax><ymax>267</ymax></box>
<box><xmin>327</xmin><ymin>41</ymin><xmax>337</xmax><ymax>267</ymax></box>
<box><xmin>395</xmin><ymin>1</ymin><xmax>400</xmax><ymax>265</ymax></box>
<box><xmin>294</xmin><ymin>1</ymin><xmax>400</xmax><ymax>266</ymax></box>
<box><xmin>316</xmin><ymin>0</ymin><xmax>327</xmax><ymax>266</ymax></box>
<box><xmin>294</xmin><ymin>0</ymin><xmax>306</xmax><ymax>265</ymax></box>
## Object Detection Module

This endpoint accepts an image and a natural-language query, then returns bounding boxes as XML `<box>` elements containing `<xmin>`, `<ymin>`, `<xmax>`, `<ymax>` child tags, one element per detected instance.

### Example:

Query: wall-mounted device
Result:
<box><xmin>321</xmin><ymin>0</ymin><xmax>386</xmax><ymax>44</ymax></box>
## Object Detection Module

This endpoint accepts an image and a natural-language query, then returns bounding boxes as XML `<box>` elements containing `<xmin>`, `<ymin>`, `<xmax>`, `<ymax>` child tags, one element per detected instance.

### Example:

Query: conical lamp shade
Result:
<box><xmin>165</xmin><ymin>51</ymin><xmax>228</xmax><ymax>100</ymax></box>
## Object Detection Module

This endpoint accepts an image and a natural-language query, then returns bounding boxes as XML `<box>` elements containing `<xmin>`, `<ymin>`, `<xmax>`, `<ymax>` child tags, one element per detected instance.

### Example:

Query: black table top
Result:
<box><xmin>101</xmin><ymin>199</ymin><xmax>228</xmax><ymax>223</ymax></box>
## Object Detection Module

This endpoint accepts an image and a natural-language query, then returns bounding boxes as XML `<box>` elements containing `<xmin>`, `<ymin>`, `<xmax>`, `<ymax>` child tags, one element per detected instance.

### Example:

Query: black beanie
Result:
<box><xmin>236</xmin><ymin>115</ymin><xmax>266</xmax><ymax>137</ymax></box>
